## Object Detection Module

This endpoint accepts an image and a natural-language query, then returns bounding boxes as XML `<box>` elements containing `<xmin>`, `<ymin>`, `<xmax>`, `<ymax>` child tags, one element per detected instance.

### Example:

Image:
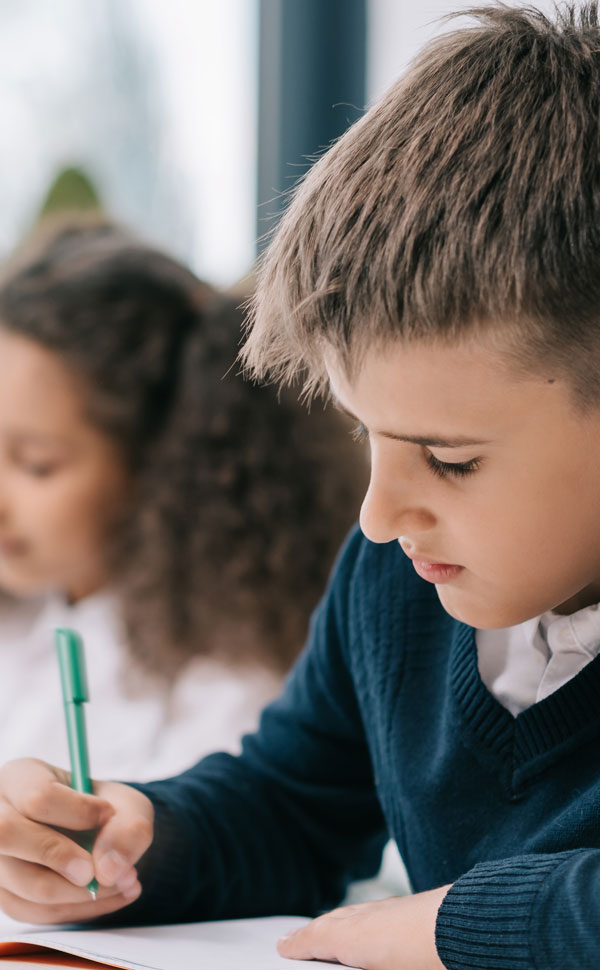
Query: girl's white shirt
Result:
<box><xmin>0</xmin><ymin>591</ymin><xmax>281</xmax><ymax>782</ymax></box>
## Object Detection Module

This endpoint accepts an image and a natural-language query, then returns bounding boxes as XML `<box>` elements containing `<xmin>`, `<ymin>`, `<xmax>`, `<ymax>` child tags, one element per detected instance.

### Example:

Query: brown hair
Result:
<box><xmin>0</xmin><ymin>217</ymin><xmax>367</xmax><ymax>676</ymax></box>
<box><xmin>244</xmin><ymin>3</ymin><xmax>600</xmax><ymax>407</ymax></box>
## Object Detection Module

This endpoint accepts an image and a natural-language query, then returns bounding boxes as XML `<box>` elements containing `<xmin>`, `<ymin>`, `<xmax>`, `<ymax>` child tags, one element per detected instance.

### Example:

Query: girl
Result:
<box><xmin>0</xmin><ymin>216</ymin><xmax>366</xmax><ymax>780</ymax></box>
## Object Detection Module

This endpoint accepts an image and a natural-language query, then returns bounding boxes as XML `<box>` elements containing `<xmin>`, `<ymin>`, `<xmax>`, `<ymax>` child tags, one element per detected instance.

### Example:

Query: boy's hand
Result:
<box><xmin>0</xmin><ymin>758</ymin><xmax>153</xmax><ymax>924</ymax></box>
<box><xmin>278</xmin><ymin>885</ymin><xmax>450</xmax><ymax>970</ymax></box>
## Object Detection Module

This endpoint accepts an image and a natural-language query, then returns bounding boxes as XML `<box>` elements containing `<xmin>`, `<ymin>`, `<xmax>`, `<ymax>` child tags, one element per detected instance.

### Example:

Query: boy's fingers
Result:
<box><xmin>0</xmin><ymin>801</ymin><xmax>97</xmax><ymax>887</ymax></box>
<box><xmin>93</xmin><ymin>815</ymin><xmax>153</xmax><ymax>887</ymax></box>
<box><xmin>0</xmin><ymin>760</ymin><xmax>113</xmax><ymax>830</ymax></box>
<box><xmin>0</xmin><ymin>884</ymin><xmax>141</xmax><ymax>926</ymax></box>
<box><xmin>92</xmin><ymin>784</ymin><xmax>153</xmax><ymax>887</ymax></box>
<box><xmin>277</xmin><ymin>906</ymin><xmax>370</xmax><ymax>966</ymax></box>
<box><xmin>0</xmin><ymin>856</ymin><xmax>123</xmax><ymax>906</ymax></box>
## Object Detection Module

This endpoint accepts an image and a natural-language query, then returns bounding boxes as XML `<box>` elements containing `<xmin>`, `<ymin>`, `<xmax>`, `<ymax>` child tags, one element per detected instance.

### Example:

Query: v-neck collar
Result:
<box><xmin>451</xmin><ymin>623</ymin><xmax>600</xmax><ymax>773</ymax></box>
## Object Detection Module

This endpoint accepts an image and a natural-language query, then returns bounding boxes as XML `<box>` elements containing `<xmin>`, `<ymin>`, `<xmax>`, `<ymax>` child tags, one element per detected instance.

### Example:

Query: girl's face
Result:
<box><xmin>0</xmin><ymin>329</ymin><xmax>130</xmax><ymax>602</ymax></box>
<box><xmin>327</xmin><ymin>336</ymin><xmax>600</xmax><ymax>629</ymax></box>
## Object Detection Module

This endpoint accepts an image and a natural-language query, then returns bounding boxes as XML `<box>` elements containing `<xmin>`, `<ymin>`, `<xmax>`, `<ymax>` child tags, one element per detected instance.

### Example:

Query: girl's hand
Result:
<box><xmin>278</xmin><ymin>886</ymin><xmax>451</xmax><ymax>970</ymax></box>
<box><xmin>0</xmin><ymin>758</ymin><xmax>153</xmax><ymax>924</ymax></box>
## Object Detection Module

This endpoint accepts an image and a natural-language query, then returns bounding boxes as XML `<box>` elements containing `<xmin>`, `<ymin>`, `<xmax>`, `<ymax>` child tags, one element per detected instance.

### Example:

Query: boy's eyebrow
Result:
<box><xmin>331</xmin><ymin>398</ymin><xmax>490</xmax><ymax>449</ymax></box>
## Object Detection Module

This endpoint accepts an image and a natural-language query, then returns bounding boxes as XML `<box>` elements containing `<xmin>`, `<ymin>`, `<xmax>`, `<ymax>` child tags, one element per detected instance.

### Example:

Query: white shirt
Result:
<box><xmin>0</xmin><ymin>591</ymin><xmax>281</xmax><ymax>781</ymax></box>
<box><xmin>477</xmin><ymin>602</ymin><xmax>600</xmax><ymax>717</ymax></box>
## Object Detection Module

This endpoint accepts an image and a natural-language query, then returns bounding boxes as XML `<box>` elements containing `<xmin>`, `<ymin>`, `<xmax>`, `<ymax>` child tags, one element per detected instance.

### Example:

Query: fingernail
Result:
<box><xmin>65</xmin><ymin>858</ymin><xmax>94</xmax><ymax>886</ymax></box>
<box><xmin>97</xmin><ymin>849</ymin><xmax>128</xmax><ymax>884</ymax></box>
<box><xmin>122</xmin><ymin>880</ymin><xmax>142</xmax><ymax>900</ymax></box>
<box><xmin>278</xmin><ymin>932</ymin><xmax>296</xmax><ymax>943</ymax></box>
<box><xmin>116</xmin><ymin>869</ymin><xmax>138</xmax><ymax>893</ymax></box>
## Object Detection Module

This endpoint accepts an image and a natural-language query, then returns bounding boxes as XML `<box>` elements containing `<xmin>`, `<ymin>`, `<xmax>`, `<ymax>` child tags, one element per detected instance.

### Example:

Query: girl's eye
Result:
<box><xmin>426</xmin><ymin>452</ymin><xmax>481</xmax><ymax>479</ymax></box>
<box><xmin>351</xmin><ymin>422</ymin><xmax>369</xmax><ymax>443</ymax></box>
<box><xmin>20</xmin><ymin>461</ymin><xmax>59</xmax><ymax>478</ymax></box>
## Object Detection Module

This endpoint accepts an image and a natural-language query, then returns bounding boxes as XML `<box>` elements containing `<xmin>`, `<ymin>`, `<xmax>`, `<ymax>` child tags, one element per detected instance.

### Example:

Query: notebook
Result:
<box><xmin>0</xmin><ymin>917</ymin><xmax>334</xmax><ymax>970</ymax></box>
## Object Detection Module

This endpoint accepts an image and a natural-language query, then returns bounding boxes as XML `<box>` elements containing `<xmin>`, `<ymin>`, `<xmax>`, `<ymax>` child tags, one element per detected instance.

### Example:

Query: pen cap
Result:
<box><xmin>55</xmin><ymin>628</ymin><xmax>89</xmax><ymax>703</ymax></box>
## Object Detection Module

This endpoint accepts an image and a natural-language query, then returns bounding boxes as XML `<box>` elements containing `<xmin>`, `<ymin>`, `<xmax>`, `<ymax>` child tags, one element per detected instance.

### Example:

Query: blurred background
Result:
<box><xmin>0</xmin><ymin>0</ymin><xmax>557</xmax><ymax>288</ymax></box>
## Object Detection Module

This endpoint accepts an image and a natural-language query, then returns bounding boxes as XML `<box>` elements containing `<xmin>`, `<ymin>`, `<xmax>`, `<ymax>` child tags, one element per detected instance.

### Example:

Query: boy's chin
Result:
<box><xmin>434</xmin><ymin>585</ymin><xmax>534</xmax><ymax>630</ymax></box>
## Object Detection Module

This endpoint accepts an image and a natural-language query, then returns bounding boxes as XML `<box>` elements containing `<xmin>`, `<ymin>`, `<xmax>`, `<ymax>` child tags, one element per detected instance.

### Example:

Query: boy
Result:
<box><xmin>0</xmin><ymin>4</ymin><xmax>599</xmax><ymax>968</ymax></box>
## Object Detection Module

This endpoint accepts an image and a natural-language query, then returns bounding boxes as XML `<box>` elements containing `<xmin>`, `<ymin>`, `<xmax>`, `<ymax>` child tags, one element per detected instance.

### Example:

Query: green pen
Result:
<box><xmin>55</xmin><ymin>627</ymin><xmax>99</xmax><ymax>901</ymax></box>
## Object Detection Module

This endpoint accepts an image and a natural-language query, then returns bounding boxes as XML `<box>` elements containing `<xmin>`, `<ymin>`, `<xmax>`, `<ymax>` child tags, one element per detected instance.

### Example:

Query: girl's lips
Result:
<box><xmin>411</xmin><ymin>560</ymin><xmax>464</xmax><ymax>584</ymax></box>
<box><xmin>0</xmin><ymin>537</ymin><xmax>28</xmax><ymax>557</ymax></box>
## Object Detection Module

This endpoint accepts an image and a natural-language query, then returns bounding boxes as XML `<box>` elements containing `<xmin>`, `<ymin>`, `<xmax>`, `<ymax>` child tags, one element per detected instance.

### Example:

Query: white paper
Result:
<box><xmin>0</xmin><ymin>917</ymin><xmax>335</xmax><ymax>970</ymax></box>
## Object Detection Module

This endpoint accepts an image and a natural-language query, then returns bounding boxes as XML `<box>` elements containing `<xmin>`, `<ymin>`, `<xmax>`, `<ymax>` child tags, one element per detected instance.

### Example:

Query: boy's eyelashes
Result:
<box><xmin>351</xmin><ymin>422</ymin><xmax>369</xmax><ymax>443</ymax></box>
<box><xmin>350</xmin><ymin>422</ymin><xmax>481</xmax><ymax>479</ymax></box>
<box><xmin>425</xmin><ymin>453</ymin><xmax>482</xmax><ymax>479</ymax></box>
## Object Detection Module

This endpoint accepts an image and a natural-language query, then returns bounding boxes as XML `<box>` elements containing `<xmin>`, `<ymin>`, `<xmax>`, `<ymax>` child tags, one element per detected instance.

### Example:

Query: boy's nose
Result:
<box><xmin>359</xmin><ymin>476</ymin><xmax>435</xmax><ymax>544</ymax></box>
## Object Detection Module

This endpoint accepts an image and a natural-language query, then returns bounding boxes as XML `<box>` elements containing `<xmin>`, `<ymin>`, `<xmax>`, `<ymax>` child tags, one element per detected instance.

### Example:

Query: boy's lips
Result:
<box><xmin>404</xmin><ymin>552</ymin><xmax>464</xmax><ymax>584</ymax></box>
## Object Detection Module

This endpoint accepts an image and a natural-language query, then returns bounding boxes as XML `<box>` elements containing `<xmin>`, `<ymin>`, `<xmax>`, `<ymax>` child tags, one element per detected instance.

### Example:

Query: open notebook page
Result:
<box><xmin>0</xmin><ymin>918</ymin><xmax>334</xmax><ymax>970</ymax></box>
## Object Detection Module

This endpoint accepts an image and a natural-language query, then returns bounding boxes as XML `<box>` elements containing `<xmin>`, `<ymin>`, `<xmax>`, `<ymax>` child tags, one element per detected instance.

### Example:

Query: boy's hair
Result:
<box><xmin>0</xmin><ymin>217</ymin><xmax>367</xmax><ymax>676</ymax></box>
<box><xmin>244</xmin><ymin>2</ymin><xmax>600</xmax><ymax>407</ymax></box>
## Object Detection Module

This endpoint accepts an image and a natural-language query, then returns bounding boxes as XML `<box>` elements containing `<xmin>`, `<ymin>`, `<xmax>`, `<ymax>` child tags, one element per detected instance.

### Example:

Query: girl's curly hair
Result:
<box><xmin>0</xmin><ymin>217</ymin><xmax>367</xmax><ymax>676</ymax></box>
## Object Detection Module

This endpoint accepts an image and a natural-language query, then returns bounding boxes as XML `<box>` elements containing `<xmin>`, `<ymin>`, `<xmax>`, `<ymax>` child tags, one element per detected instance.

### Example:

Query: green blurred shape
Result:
<box><xmin>38</xmin><ymin>166</ymin><xmax>103</xmax><ymax>218</ymax></box>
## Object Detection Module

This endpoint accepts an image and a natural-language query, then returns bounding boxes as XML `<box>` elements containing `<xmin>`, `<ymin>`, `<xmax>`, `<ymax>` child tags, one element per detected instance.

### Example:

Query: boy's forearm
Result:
<box><xmin>279</xmin><ymin>850</ymin><xmax>600</xmax><ymax>970</ymax></box>
<box><xmin>436</xmin><ymin>849</ymin><xmax>600</xmax><ymax>970</ymax></box>
<box><xmin>121</xmin><ymin>744</ymin><xmax>386</xmax><ymax>925</ymax></box>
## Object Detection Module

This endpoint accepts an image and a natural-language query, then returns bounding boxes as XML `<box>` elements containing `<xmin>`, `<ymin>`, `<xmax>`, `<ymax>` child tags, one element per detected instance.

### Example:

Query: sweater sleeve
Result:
<box><xmin>121</xmin><ymin>526</ymin><xmax>387</xmax><ymax>925</ymax></box>
<box><xmin>436</xmin><ymin>848</ymin><xmax>600</xmax><ymax>969</ymax></box>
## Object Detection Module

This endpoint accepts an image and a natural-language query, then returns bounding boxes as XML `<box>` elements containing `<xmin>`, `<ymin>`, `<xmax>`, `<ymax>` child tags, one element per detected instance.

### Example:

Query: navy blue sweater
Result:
<box><xmin>127</xmin><ymin>526</ymin><xmax>600</xmax><ymax>969</ymax></box>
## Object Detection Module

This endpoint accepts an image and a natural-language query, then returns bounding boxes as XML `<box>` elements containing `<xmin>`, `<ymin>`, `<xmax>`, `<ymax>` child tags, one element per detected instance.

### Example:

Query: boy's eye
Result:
<box><xmin>351</xmin><ymin>422</ymin><xmax>368</xmax><ymax>443</ymax></box>
<box><xmin>426</xmin><ymin>452</ymin><xmax>481</xmax><ymax>479</ymax></box>
<box><xmin>349</xmin><ymin>423</ymin><xmax>481</xmax><ymax>479</ymax></box>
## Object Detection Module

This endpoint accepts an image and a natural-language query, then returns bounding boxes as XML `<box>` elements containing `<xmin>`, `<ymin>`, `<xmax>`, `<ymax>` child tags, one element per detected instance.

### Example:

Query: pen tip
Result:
<box><xmin>90</xmin><ymin>890</ymin><xmax>97</xmax><ymax>901</ymax></box>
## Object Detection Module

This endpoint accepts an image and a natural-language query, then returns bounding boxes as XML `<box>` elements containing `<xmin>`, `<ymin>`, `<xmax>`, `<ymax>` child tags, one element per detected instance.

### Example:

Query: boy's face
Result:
<box><xmin>328</xmin><ymin>336</ymin><xmax>600</xmax><ymax>628</ymax></box>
